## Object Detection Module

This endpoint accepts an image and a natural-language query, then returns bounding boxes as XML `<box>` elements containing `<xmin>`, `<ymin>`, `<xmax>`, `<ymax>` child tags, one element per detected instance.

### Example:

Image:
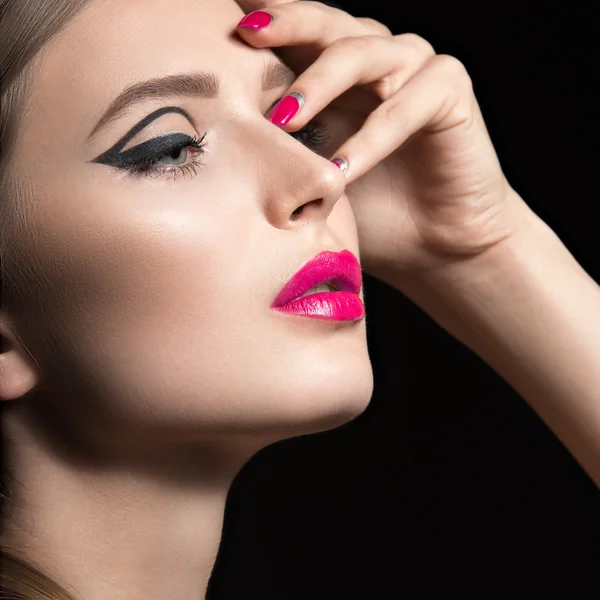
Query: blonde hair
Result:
<box><xmin>1</xmin><ymin>1</ymin><xmax>91</xmax><ymax>598</ymax></box>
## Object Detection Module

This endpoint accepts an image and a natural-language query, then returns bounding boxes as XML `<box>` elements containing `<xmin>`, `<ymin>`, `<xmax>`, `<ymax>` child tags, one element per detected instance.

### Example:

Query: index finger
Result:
<box><xmin>236</xmin><ymin>0</ymin><xmax>345</xmax><ymax>13</ymax></box>
<box><xmin>236</xmin><ymin>0</ymin><xmax>295</xmax><ymax>12</ymax></box>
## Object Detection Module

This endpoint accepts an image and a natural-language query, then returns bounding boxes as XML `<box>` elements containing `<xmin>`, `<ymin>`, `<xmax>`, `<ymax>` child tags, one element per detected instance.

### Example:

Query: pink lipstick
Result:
<box><xmin>271</xmin><ymin>250</ymin><xmax>365</xmax><ymax>321</ymax></box>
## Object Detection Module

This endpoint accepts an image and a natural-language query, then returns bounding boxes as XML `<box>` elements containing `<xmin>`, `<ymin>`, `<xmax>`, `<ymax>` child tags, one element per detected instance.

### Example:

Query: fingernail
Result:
<box><xmin>268</xmin><ymin>92</ymin><xmax>304</xmax><ymax>127</ymax></box>
<box><xmin>331</xmin><ymin>157</ymin><xmax>348</xmax><ymax>174</ymax></box>
<box><xmin>237</xmin><ymin>11</ymin><xmax>274</xmax><ymax>30</ymax></box>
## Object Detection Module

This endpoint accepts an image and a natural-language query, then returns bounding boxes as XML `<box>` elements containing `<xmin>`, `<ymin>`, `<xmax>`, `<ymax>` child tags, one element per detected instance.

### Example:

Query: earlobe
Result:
<box><xmin>0</xmin><ymin>328</ymin><xmax>40</xmax><ymax>402</ymax></box>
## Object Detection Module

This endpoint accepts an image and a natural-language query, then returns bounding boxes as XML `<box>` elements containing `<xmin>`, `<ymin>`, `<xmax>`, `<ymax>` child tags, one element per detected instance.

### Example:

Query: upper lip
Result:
<box><xmin>271</xmin><ymin>250</ymin><xmax>362</xmax><ymax>308</ymax></box>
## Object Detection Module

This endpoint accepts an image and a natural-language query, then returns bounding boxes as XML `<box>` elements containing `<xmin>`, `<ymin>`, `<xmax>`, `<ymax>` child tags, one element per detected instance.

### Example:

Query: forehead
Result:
<box><xmin>42</xmin><ymin>0</ymin><xmax>249</xmax><ymax>77</ymax></box>
<box><xmin>23</xmin><ymin>0</ymin><xmax>268</xmax><ymax>149</ymax></box>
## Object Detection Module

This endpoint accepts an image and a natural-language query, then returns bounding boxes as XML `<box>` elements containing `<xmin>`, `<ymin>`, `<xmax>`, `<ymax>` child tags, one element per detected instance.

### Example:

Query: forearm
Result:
<box><xmin>397</xmin><ymin>202</ymin><xmax>600</xmax><ymax>486</ymax></box>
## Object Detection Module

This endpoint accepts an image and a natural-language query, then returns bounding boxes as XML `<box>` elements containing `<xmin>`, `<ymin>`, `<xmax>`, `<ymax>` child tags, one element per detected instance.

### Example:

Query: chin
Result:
<box><xmin>253</xmin><ymin>340</ymin><xmax>375</xmax><ymax>440</ymax></box>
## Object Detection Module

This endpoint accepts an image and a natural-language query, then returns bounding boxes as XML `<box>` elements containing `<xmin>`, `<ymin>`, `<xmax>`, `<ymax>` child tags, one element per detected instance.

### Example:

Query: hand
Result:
<box><xmin>235</xmin><ymin>1</ymin><xmax>535</xmax><ymax>286</ymax></box>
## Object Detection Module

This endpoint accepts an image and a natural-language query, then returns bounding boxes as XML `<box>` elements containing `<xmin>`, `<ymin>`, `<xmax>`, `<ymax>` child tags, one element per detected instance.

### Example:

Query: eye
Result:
<box><xmin>158</xmin><ymin>145</ymin><xmax>191</xmax><ymax>166</ymax></box>
<box><xmin>95</xmin><ymin>132</ymin><xmax>208</xmax><ymax>180</ymax></box>
<box><xmin>290</xmin><ymin>121</ymin><xmax>331</xmax><ymax>153</ymax></box>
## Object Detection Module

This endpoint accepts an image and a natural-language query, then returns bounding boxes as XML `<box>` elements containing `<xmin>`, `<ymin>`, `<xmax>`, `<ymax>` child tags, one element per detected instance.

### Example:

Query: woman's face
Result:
<box><xmin>8</xmin><ymin>0</ymin><xmax>373</xmax><ymax>451</ymax></box>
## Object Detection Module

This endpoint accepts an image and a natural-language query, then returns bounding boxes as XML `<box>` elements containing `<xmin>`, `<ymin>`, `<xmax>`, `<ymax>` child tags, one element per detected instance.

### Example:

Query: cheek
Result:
<box><xmin>22</xmin><ymin>176</ymin><xmax>256</xmax><ymax>393</ymax></box>
<box><xmin>19</xmin><ymin>176</ymin><xmax>372</xmax><ymax>442</ymax></box>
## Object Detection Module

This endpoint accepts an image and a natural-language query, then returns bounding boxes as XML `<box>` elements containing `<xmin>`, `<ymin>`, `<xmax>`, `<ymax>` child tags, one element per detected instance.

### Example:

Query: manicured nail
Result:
<box><xmin>237</xmin><ymin>11</ymin><xmax>274</xmax><ymax>30</ymax></box>
<box><xmin>331</xmin><ymin>157</ymin><xmax>348</xmax><ymax>174</ymax></box>
<box><xmin>268</xmin><ymin>92</ymin><xmax>304</xmax><ymax>127</ymax></box>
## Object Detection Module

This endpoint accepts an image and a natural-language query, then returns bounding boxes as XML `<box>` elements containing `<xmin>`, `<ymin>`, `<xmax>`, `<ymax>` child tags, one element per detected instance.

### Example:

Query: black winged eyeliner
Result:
<box><xmin>91</xmin><ymin>106</ymin><xmax>196</xmax><ymax>165</ymax></box>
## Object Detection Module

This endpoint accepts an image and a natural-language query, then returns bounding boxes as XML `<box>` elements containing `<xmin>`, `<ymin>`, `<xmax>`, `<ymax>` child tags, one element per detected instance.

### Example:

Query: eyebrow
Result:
<box><xmin>88</xmin><ymin>59</ymin><xmax>297</xmax><ymax>140</ymax></box>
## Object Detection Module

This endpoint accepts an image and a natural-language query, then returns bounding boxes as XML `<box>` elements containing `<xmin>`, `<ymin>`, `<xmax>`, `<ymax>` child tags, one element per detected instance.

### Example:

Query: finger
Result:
<box><xmin>236</xmin><ymin>1</ymin><xmax>364</xmax><ymax>48</ymax></box>
<box><xmin>236</xmin><ymin>0</ymin><xmax>294</xmax><ymax>11</ymax></box>
<box><xmin>236</xmin><ymin>0</ymin><xmax>357</xmax><ymax>15</ymax></box>
<box><xmin>265</xmin><ymin>34</ymin><xmax>434</xmax><ymax>131</ymax></box>
<box><xmin>355</xmin><ymin>17</ymin><xmax>393</xmax><ymax>37</ymax></box>
<box><xmin>328</xmin><ymin>54</ymin><xmax>478</xmax><ymax>185</ymax></box>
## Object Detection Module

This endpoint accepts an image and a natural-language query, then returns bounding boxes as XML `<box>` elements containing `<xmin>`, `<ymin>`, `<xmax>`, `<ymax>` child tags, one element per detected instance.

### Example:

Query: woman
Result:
<box><xmin>1</xmin><ymin>0</ymin><xmax>598</xmax><ymax>598</ymax></box>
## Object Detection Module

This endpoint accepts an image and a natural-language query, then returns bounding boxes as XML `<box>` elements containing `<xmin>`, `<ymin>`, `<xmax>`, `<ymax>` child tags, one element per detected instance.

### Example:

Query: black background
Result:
<box><xmin>209</xmin><ymin>2</ymin><xmax>600</xmax><ymax>597</ymax></box>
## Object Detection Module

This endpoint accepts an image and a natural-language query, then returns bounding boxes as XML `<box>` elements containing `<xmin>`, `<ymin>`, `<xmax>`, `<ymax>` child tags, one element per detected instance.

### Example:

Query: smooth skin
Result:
<box><xmin>0</xmin><ymin>1</ymin><xmax>598</xmax><ymax>599</ymax></box>
<box><xmin>0</xmin><ymin>1</ymin><xmax>373</xmax><ymax>599</ymax></box>
<box><xmin>237</xmin><ymin>0</ymin><xmax>600</xmax><ymax>487</ymax></box>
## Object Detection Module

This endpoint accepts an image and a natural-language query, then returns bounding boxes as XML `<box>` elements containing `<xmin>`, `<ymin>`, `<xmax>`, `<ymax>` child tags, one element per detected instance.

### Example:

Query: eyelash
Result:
<box><xmin>125</xmin><ymin>120</ymin><xmax>332</xmax><ymax>180</ymax></box>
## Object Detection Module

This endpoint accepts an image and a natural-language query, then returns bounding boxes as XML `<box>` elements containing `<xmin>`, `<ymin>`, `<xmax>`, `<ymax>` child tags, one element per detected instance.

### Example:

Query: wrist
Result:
<box><xmin>394</xmin><ymin>199</ymin><xmax>600</xmax><ymax>486</ymax></box>
<box><xmin>394</xmin><ymin>196</ymin><xmax>589</xmax><ymax>347</ymax></box>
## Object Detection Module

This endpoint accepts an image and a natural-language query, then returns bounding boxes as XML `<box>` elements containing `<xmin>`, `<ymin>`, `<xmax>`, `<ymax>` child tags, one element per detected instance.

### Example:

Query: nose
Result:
<box><xmin>254</xmin><ymin>120</ymin><xmax>348</xmax><ymax>230</ymax></box>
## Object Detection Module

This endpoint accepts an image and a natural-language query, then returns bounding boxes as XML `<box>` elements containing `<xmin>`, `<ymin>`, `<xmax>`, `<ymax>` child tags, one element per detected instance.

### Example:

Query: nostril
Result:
<box><xmin>290</xmin><ymin>199</ymin><xmax>324</xmax><ymax>221</ymax></box>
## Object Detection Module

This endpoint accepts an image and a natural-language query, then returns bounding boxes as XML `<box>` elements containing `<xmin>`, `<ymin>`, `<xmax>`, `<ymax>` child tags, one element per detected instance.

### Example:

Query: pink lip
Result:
<box><xmin>271</xmin><ymin>250</ymin><xmax>365</xmax><ymax>321</ymax></box>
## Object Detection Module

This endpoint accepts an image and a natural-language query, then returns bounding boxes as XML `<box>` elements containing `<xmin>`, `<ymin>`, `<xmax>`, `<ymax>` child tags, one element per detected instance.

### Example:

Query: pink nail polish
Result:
<box><xmin>331</xmin><ymin>157</ymin><xmax>348</xmax><ymax>173</ymax></box>
<box><xmin>237</xmin><ymin>11</ymin><xmax>274</xmax><ymax>30</ymax></box>
<box><xmin>268</xmin><ymin>92</ymin><xmax>304</xmax><ymax>127</ymax></box>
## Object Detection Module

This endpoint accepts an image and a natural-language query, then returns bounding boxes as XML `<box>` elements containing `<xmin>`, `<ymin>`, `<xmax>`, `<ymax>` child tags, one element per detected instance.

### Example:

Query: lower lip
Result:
<box><xmin>272</xmin><ymin>292</ymin><xmax>365</xmax><ymax>321</ymax></box>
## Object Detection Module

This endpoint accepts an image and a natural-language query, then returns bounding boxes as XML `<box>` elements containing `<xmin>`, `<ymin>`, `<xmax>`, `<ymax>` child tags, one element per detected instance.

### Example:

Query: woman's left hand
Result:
<box><xmin>235</xmin><ymin>1</ymin><xmax>535</xmax><ymax>286</ymax></box>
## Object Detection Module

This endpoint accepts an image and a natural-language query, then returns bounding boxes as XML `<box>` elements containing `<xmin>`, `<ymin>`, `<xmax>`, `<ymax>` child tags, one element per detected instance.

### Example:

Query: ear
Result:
<box><xmin>0</xmin><ymin>320</ymin><xmax>40</xmax><ymax>401</ymax></box>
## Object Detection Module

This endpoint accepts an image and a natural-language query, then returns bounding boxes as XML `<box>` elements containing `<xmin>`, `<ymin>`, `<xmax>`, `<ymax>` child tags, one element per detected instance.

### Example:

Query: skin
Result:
<box><xmin>2</xmin><ymin>0</ymin><xmax>599</xmax><ymax>597</ymax></box>
<box><xmin>0</xmin><ymin>0</ymin><xmax>373</xmax><ymax>597</ymax></box>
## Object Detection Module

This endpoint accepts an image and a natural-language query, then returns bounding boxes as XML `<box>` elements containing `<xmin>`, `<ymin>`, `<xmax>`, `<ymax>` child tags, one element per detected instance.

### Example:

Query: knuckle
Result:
<box><xmin>312</xmin><ymin>0</ymin><xmax>353</xmax><ymax>21</ymax></box>
<box><xmin>327</xmin><ymin>35</ymin><xmax>351</xmax><ymax>51</ymax></box>
<box><xmin>373</xmin><ymin>73</ymin><xmax>398</xmax><ymax>100</ymax></box>
<box><xmin>435</xmin><ymin>54</ymin><xmax>471</xmax><ymax>83</ymax></box>
<box><xmin>356</xmin><ymin>17</ymin><xmax>392</xmax><ymax>36</ymax></box>
<box><xmin>434</xmin><ymin>55</ymin><xmax>475</xmax><ymax>102</ymax></box>
<box><xmin>312</xmin><ymin>0</ymin><xmax>338</xmax><ymax>11</ymax></box>
<box><xmin>399</xmin><ymin>32</ymin><xmax>436</xmax><ymax>57</ymax></box>
<box><xmin>328</xmin><ymin>33</ymin><xmax>373</xmax><ymax>55</ymax></box>
<box><xmin>373</xmin><ymin>98</ymin><xmax>405</xmax><ymax>127</ymax></box>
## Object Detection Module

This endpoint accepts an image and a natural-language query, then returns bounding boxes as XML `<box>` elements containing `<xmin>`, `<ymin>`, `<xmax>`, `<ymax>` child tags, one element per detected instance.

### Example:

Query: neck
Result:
<box><xmin>1</xmin><ymin>404</ymin><xmax>268</xmax><ymax>600</ymax></box>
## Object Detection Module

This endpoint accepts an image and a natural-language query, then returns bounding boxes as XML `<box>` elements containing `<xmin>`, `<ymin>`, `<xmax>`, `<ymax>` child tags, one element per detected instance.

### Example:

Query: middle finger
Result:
<box><xmin>262</xmin><ymin>34</ymin><xmax>435</xmax><ymax>131</ymax></box>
